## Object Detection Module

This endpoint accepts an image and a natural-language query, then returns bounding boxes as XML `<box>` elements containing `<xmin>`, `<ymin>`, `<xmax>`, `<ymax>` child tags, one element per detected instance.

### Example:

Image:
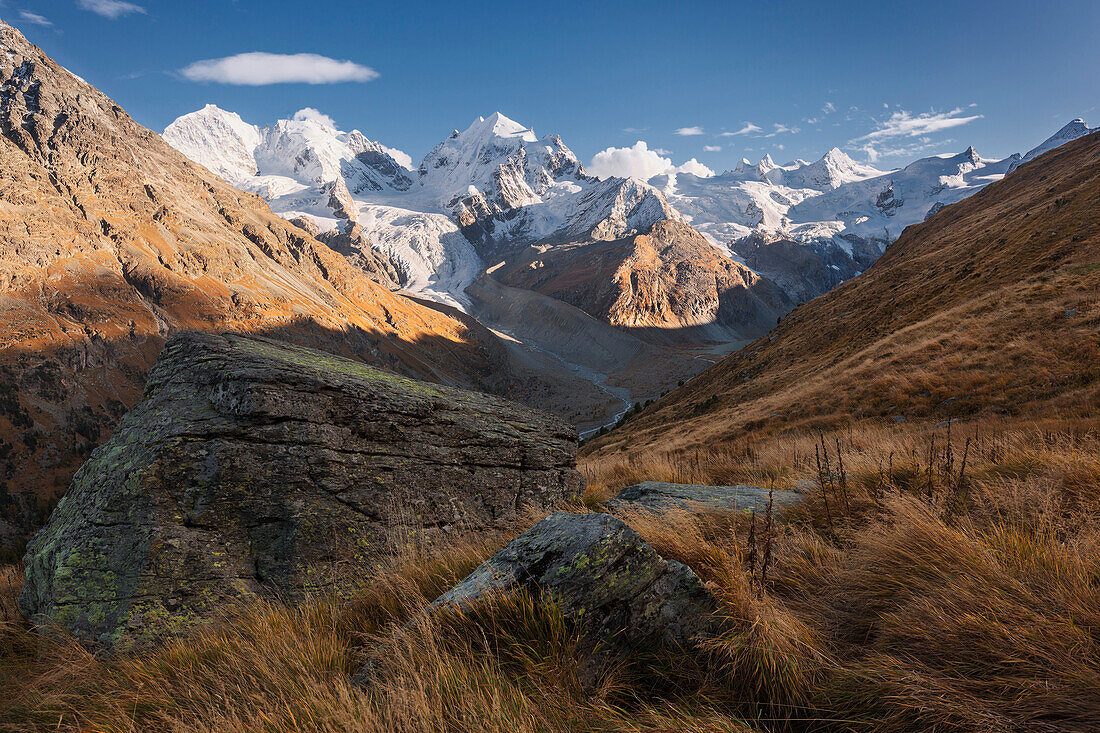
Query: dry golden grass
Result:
<box><xmin>3</xmin><ymin>417</ymin><xmax>1098</xmax><ymax>732</ymax></box>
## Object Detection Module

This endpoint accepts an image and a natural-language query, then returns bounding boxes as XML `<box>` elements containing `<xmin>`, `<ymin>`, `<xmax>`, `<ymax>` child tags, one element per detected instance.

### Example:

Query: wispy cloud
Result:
<box><xmin>18</xmin><ymin>11</ymin><xmax>53</xmax><ymax>26</ymax></box>
<box><xmin>77</xmin><ymin>0</ymin><xmax>147</xmax><ymax>19</ymax></box>
<box><xmin>703</xmin><ymin>145</ymin><xmax>721</xmax><ymax>152</ymax></box>
<box><xmin>854</xmin><ymin>107</ymin><xmax>982</xmax><ymax>144</ymax></box>
<box><xmin>675</xmin><ymin>126</ymin><xmax>705</xmax><ymax>136</ymax></box>
<box><xmin>719</xmin><ymin>122</ymin><xmax>761</xmax><ymax>137</ymax></box>
<box><xmin>764</xmin><ymin>123</ymin><xmax>800</xmax><ymax>138</ymax></box>
<box><xmin>807</xmin><ymin>101</ymin><xmax>837</xmax><ymax>124</ymax></box>
<box><xmin>180</xmin><ymin>52</ymin><xmax>378</xmax><ymax>85</ymax></box>
<box><xmin>851</xmin><ymin>106</ymin><xmax>982</xmax><ymax>162</ymax></box>
<box><xmin>854</xmin><ymin>139</ymin><xmax>954</xmax><ymax>163</ymax></box>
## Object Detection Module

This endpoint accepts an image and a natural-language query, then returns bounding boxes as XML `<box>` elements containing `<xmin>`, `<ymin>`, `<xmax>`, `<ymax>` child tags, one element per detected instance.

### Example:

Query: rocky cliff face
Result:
<box><xmin>19</xmin><ymin>332</ymin><xmax>583</xmax><ymax>651</ymax></box>
<box><xmin>499</xmin><ymin>220</ymin><xmax>793</xmax><ymax>343</ymax></box>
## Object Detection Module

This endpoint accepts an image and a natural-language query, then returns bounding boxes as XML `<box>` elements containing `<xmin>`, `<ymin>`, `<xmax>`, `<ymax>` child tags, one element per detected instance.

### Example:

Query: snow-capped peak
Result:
<box><xmin>1054</xmin><ymin>118</ymin><xmax>1091</xmax><ymax>139</ymax></box>
<box><xmin>418</xmin><ymin>112</ymin><xmax>584</xmax><ymax>211</ymax></box>
<box><xmin>163</xmin><ymin>105</ymin><xmax>263</xmax><ymax>183</ymax></box>
<box><xmin>465</xmin><ymin>111</ymin><xmax>539</xmax><ymax>143</ymax></box>
<box><xmin>778</xmin><ymin>147</ymin><xmax>883</xmax><ymax>190</ymax></box>
<box><xmin>1007</xmin><ymin>118</ymin><xmax>1095</xmax><ymax>174</ymax></box>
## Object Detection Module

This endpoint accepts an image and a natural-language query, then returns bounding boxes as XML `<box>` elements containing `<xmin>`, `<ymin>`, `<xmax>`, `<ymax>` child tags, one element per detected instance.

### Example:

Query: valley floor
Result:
<box><xmin>3</xmin><ymin>414</ymin><xmax>1098</xmax><ymax>732</ymax></box>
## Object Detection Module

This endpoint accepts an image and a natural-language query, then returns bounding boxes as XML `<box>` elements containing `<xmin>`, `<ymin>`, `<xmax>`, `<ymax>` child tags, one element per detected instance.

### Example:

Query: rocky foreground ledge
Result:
<box><xmin>19</xmin><ymin>332</ymin><xmax>583</xmax><ymax>651</ymax></box>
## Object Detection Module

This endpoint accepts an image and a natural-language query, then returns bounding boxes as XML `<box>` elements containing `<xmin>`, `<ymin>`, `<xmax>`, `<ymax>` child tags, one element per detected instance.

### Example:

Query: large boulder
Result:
<box><xmin>420</xmin><ymin>511</ymin><xmax>724</xmax><ymax>685</ymax></box>
<box><xmin>608</xmin><ymin>481</ymin><xmax>804</xmax><ymax>515</ymax></box>
<box><xmin>19</xmin><ymin>332</ymin><xmax>582</xmax><ymax>651</ymax></box>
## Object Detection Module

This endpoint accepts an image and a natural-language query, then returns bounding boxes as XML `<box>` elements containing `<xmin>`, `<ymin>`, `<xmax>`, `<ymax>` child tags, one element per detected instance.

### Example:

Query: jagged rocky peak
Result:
<box><xmin>163</xmin><ymin>106</ymin><xmax>414</xmax><ymax>195</ymax></box>
<box><xmin>418</xmin><ymin>111</ymin><xmax>587</xmax><ymax>212</ymax></box>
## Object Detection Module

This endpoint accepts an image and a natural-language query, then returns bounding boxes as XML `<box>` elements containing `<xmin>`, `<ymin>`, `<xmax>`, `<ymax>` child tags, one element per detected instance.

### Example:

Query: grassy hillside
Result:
<box><xmin>3</xmin><ymin>419</ymin><xmax>1099</xmax><ymax>731</ymax></box>
<box><xmin>583</xmin><ymin>130</ymin><xmax>1100</xmax><ymax>463</ymax></box>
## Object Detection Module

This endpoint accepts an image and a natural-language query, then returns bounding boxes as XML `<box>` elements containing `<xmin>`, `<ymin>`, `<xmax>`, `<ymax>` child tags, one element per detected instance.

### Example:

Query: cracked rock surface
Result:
<box><xmin>423</xmin><ymin>511</ymin><xmax>724</xmax><ymax>686</ymax></box>
<box><xmin>608</xmin><ymin>481</ymin><xmax>805</xmax><ymax>515</ymax></box>
<box><xmin>19</xmin><ymin>331</ymin><xmax>582</xmax><ymax>651</ymax></box>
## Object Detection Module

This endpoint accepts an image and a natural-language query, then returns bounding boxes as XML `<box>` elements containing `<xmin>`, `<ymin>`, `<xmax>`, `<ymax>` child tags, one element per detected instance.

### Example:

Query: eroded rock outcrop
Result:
<box><xmin>609</xmin><ymin>481</ymin><xmax>805</xmax><ymax>515</ymax></box>
<box><xmin>19</xmin><ymin>332</ymin><xmax>582</xmax><ymax>651</ymax></box>
<box><xmin>420</xmin><ymin>511</ymin><xmax>724</xmax><ymax>685</ymax></box>
<box><xmin>498</xmin><ymin>220</ymin><xmax>793</xmax><ymax>343</ymax></box>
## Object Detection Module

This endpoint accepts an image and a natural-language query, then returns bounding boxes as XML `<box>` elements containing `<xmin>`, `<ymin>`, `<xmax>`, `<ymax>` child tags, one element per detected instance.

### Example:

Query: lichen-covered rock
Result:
<box><xmin>18</xmin><ymin>332</ymin><xmax>582</xmax><ymax>651</ymax></box>
<box><xmin>422</xmin><ymin>511</ymin><xmax>724</xmax><ymax>684</ymax></box>
<box><xmin>608</xmin><ymin>481</ymin><xmax>804</xmax><ymax>515</ymax></box>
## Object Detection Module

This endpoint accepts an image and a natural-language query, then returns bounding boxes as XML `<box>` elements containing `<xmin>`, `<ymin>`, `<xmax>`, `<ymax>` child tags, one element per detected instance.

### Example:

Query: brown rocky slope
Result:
<box><xmin>585</xmin><ymin>127</ymin><xmax>1100</xmax><ymax>458</ymax></box>
<box><xmin>497</xmin><ymin>219</ymin><xmax>792</xmax><ymax>344</ymax></box>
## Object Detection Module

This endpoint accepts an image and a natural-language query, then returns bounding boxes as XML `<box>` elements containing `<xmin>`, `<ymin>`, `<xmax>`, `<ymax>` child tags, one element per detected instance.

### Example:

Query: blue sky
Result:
<box><xmin>11</xmin><ymin>0</ymin><xmax>1100</xmax><ymax>173</ymax></box>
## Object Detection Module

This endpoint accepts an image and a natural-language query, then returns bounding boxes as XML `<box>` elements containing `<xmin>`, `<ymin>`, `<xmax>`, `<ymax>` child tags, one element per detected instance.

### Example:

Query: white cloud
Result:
<box><xmin>764</xmin><ymin>123</ymin><xmax>800</xmax><ymax>138</ymax></box>
<box><xmin>675</xmin><ymin>126</ymin><xmax>705</xmax><ymax>136</ymax></box>
<box><xmin>380</xmin><ymin>145</ymin><xmax>414</xmax><ymax>171</ymax></box>
<box><xmin>589</xmin><ymin>141</ymin><xmax>672</xmax><ymax>180</ymax></box>
<box><xmin>19</xmin><ymin>11</ymin><xmax>53</xmax><ymax>26</ymax></box>
<box><xmin>674</xmin><ymin>158</ymin><xmax>715</xmax><ymax>177</ymax></box>
<box><xmin>588</xmin><ymin>141</ymin><xmax>713</xmax><ymax>181</ymax></box>
<box><xmin>293</xmin><ymin>107</ymin><xmax>336</xmax><ymax>128</ymax></box>
<box><xmin>181</xmin><ymin>52</ymin><xmax>378</xmax><ymax>85</ymax></box>
<box><xmin>77</xmin><ymin>0</ymin><xmax>146</xmax><ymax>19</ymax></box>
<box><xmin>703</xmin><ymin>145</ymin><xmax>721</xmax><ymax>152</ymax></box>
<box><xmin>823</xmin><ymin>101</ymin><xmax>836</xmax><ymax>114</ymax></box>
<box><xmin>854</xmin><ymin>107</ymin><xmax>982</xmax><ymax>144</ymax></box>
<box><xmin>852</xmin><ymin>107</ymin><xmax>982</xmax><ymax>162</ymax></box>
<box><xmin>719</xmin><ymin>122</ymin><xmax>761</xmax><ymax>137</ymax></box>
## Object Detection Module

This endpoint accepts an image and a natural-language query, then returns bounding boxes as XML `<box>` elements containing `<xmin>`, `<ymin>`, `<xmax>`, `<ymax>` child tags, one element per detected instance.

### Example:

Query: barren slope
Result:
<box><xmin>498</xmin><ymin>220</ymin><xmax>793</xmax><ymax>344</ymax></box>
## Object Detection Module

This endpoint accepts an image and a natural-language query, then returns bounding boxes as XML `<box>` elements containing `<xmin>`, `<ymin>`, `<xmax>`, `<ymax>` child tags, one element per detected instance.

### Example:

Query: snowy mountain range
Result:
<box><xmin>164</xmin><ymin>108</ymin><xmax>1095</xmax><ymax>312</ymax></box>
<box><xmin>164</xmin><ymin>108</ymin><xmax>683</xmax><ymax>309</ymax></box>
